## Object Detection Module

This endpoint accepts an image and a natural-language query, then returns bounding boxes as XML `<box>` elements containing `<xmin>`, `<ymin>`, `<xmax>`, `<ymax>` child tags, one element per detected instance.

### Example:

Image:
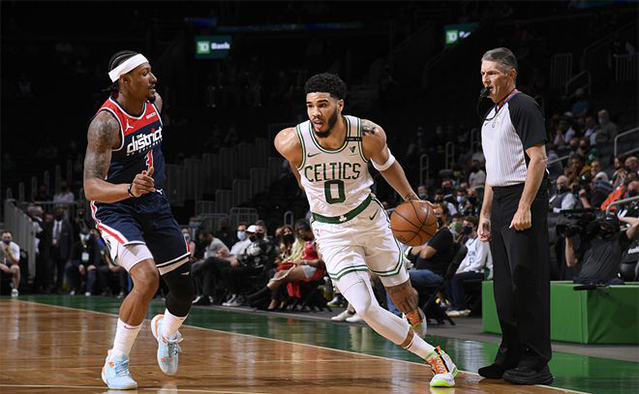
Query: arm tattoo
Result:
<box><xmin>84</xmin><ymin>114</ymin><xmax>118</xmax><ymax>181</ymax></box>
<box><xmin>361</xmin><ymin>120</ymin><xmax>378</xmax><ymax>136</ymax></box>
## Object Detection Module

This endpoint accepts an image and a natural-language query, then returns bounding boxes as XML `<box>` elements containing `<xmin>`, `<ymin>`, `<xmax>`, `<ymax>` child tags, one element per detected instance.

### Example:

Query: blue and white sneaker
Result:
<box><xmin>151</xmin><ymin>314</ymin><xmax>182</xmax><ymax>376</ymax></box>
<box><xmin>101</xmin><ymin>350</ymin><xmax>138</xmax><ymax>390</ymax></box>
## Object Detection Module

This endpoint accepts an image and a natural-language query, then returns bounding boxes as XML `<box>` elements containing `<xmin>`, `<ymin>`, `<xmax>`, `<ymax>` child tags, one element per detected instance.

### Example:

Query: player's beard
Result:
<box><xmin>147</xmin><ymin>92</ymin><xmax>156</xmax><ymax>103</ymax></box>
<box><xmin>315</xmin><ymin>109</ymin><xmax>339</xmax><ymax>139</ymax></box>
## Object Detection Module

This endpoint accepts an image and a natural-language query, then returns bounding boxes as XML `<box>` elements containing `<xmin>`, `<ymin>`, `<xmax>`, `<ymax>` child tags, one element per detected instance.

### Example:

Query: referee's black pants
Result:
<box><xmin>490</xmin><ymin>183</ymin><xmax>552</xmax><ymax>371</ymax></box>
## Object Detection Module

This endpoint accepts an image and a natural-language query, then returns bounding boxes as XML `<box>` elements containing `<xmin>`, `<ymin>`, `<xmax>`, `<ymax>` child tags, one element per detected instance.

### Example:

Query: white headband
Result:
<box><xmin>108</xmin><ymin>54</ymin><xmax>149</xmax><ymax>82</ymax></box>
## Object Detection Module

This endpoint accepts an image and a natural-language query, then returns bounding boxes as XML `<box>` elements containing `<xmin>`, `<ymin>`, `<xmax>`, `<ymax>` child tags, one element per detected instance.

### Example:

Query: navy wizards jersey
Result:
<box><xmin>98</xmin><ymin>95</ymin><xmax>166</xmax><ymax>189</ymax></box>
<box><xmin>88</xmin><ymin>95</ymin><xmax>189</xmax><ymax>271</ymax></box>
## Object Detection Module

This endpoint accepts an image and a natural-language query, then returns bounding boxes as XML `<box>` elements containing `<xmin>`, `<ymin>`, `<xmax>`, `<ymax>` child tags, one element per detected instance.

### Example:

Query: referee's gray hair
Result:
<box><xmin>482</xmin><ymin>47</ymin><xmax>518</xmax><ymax>74</ymax></box>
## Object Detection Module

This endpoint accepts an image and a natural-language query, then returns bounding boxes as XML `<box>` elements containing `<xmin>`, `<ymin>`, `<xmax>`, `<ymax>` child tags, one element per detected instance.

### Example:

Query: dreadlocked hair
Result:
<box><xmin>105</xmin><ymin>50</ymin><xmax>139</xmax><ymax>94</ymax></box>
<box><xmin>304</xmin><ymin>73</ymin><xmax>347</xmax><ymax>100</ymax></box>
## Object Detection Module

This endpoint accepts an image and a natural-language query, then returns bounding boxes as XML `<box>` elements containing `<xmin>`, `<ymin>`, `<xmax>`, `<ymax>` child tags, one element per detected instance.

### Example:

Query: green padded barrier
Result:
<box><xmin>482</xmin><ymin>281</ymin><xmax>639</xmax><ymax>344</ymax></box>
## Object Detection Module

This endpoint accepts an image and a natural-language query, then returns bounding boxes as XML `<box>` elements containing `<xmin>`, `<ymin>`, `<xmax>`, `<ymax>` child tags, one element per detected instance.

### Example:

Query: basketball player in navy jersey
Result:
<box><xmin>84</xmin><ymin>50</ymin><xmax>193</xmax><ymax>389</ymax></box>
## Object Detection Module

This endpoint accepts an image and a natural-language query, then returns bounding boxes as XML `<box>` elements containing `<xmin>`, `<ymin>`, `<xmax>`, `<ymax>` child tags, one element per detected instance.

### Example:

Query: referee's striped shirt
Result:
<box><xmin>481</xmin><ymin>92</ymin><xmax>548</xmax><ymax>187</ymax></box>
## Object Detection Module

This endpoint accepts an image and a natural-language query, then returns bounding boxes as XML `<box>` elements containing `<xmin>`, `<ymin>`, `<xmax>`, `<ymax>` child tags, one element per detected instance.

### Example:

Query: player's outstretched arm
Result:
<box><xmin>361</xmin><ymin>119</ymin><xmax>418</xmax><ymax>201</ymax></box>
<box><xmin>274</xmin><ymin>127</ymin><xmax>304</xmax><ymax>190</ymax></box>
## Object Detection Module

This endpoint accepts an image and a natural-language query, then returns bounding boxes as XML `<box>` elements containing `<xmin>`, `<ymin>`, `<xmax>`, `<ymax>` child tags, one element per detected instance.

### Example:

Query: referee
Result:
<box><xmin>477</xmin><ymin>47</ymin><xmax>553</xmax><ymax>385</ymax></box>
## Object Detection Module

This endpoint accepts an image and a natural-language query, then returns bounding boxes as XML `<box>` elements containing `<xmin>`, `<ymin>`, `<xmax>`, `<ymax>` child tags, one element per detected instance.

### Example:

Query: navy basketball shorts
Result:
<box><xmin>90</xmin><ymin>191</ymin><xmax>189</xmax><ymax>275</ymax></box>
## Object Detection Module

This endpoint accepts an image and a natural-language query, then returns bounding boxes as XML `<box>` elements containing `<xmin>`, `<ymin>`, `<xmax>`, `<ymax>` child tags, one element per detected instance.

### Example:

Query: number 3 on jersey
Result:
<box><xmin>144</xmin><ymin>150</ymin><xmax>154</xmax><ymax>174</ymax></box>
<box><xmin>324</xmin><ymin>180</ymin><xmax>345</xmax><ymax>204</ymax></box>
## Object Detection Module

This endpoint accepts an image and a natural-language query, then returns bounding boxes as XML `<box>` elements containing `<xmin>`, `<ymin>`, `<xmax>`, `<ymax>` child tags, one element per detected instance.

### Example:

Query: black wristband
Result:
<box><xmin>127</xmin><ymin>183</ymin><xmax>136</xmax><ymax>198</ymax></box>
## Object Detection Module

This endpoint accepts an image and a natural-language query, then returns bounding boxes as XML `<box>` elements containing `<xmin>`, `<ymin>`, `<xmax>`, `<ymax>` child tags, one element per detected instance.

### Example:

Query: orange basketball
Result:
<box><xmin>390</xmin><ymin>200</ymin><xmax>438</xmax><ymax>246</ymax></box>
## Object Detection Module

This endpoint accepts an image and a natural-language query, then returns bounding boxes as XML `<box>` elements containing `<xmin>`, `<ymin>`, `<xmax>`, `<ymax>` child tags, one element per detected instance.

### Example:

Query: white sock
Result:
<box><xmin>404</xmin><ymin>332</ymin><xmax>436</xmax><ymax>360</ymax></box>
<box><xmin>111</xmin><ymin>319</ymin><xmax>141</xmax><ymax>359</ymax></box>
<box><xmin>160</xmin><ymin>309</ymin><xmax>187</xmax><ymax>341</ymax></box>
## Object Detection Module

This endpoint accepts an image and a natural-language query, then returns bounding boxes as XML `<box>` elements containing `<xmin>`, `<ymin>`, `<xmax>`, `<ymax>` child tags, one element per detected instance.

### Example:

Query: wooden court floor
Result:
<box><xmin>0</xmin><ymin>297</ymin><xmax>637</xmax><ymax>394</ymax></box>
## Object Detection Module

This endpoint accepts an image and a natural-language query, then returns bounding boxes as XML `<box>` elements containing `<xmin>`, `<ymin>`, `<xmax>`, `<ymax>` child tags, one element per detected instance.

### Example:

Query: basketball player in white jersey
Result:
<box><xmin>275</xmin><ymin>73</ymin><xmax>457</xmax><ymax>387</ymax></box>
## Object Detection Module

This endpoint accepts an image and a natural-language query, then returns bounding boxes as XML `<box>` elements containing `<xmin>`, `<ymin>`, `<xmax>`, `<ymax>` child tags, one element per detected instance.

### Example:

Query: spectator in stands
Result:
<box><xmin>46</xmin><ymin>207</ymin><xmax>73</xmax><ymax>293</ymax></box>
<box><xmin>53</xmin><ymin>180</ymin><xmax>74</xmax><ymax>204</ymax></box>
<box><xmin>97</xmin><ymin>244</ymin><xmax>129</xmax><ymax>298</ymax></box>
<box><xmin>595</xmin><ymin>109</ymin><xmax>618</xmax><ymax>145</ymax></box>
<box><xmin>550</xmin><ymin>176</ymin><xmax>578</xmax><ymax>213</ymax></box>
<box><xmin>545</xmin><ymin>143</ymin><xmax>563</xmax><ymax>178</ymax></box>
<box><xmin>433</xmin><ymin>189</ymin><xmax>458</xmax><ymax>216</ymax></box>
<box><xmin>602</xmin><ymin>178</ymin><xmax>638</xmax><ymax>211</ymax></box>
<box><xmin>577</xmin><ymin>138</ymin><xmax>597</xmax><ymax>163</ymax></box>
<box><xmin>566</xmin><ymin>154</ymin><xmax>590</xmax><ymax>184</ymax></box>
<box><xmin>583</xmin><ymin>116</ymin><xmax>599</xmax><ymax>146</ymax></box>
<box><xmin>182</xmin><ymin>228</ymin><xmax>196</xmax><ymax>260</ymax></box>
<box><xmin>0</xmin><ymin>231</ymin><xmax>21</xmax><ymax>297</ymax></box>
<box><xmin>34</xmin><ymin>185</ymin><xmax>52</xmax><ymax>202</ymax></box>
<box><xmin>612</xmin><ymin>155</ymin><xmax>629</xmax><ymax>188</ymax></box>
<box><xmin>191</xmin><ymin>231</ymin><xmax>229</xmax><ymax>306</ymax></box>
<box><xmin>570</xmin><ymin>88</ymin><xmax>589</xmax><ymax>118</ymax></box>
<box><xmin>417</xmin><ymin>184</ymin><xmax>429</xmax><ymax>201</ymax></box>
<box><xmin>468</xmin><ymin>160</ymin><xmax>487</xmax><ymax>191</ymax></box>
<box><xmin>565</xmin><ymin>214</ymin><xmax>638</xmax><ymax>285</ymax></box>
<box><xmin>65</xmin><ymin>228</ymin><xmax>101</xmax><ymax>296</ymax></box>
<box><xmin>589</xmin><ymin>159</ymin><xmax>603</xmax><ymax>179</ymax></box>
<box><xmin>579</xmin><ymin>174</ymin><xmax>614</xmax><ymax>209</ymax></box>
<box><xmin>222</xmin><ymin>223</ymin><xmax>276</xmax><ymax>307</ymax></box>
<box><xmin>215</xmin><ymin>217</ymin><xmax>236</xmax><ymax>250</ymax></box>
<box><xmin>248</xmin><ymin>220</ymin><xmax>324</xmax><ymax>310</ymax></box>
<box><xmin>625</xmin><ymin>156</ymin><xmax>638</xmax><ymax>174</ymax></box>
<box><xmin>386</xmin><ymin>203</ymin><xmax>454</xmax><ymax>315</ymax></box>
<box><xmin>553</xmin><ymin>117</ymin><xmax>575</xmax><ymax>147</ymax></box>
<box><xmin>71</xmin><ymin>208</ymin><xmax>92</xmax><ymax>242</ymax></box>
<box><xmin>445</xmin><ymin>216</ymin><xmax>493</xmax><ymax>317</ymax></box>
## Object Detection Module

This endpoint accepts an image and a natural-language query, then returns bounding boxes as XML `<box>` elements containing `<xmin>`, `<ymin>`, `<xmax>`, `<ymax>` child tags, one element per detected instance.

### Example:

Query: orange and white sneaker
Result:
<box><xmin>426</xmin><ymin>347</ymin><xmax>457</xmax><ymax>387</ymax></box>
<box><xmin>403</xmin><ymin>307</ymin><xmax>427</xmax><ymax>338</ymax></box>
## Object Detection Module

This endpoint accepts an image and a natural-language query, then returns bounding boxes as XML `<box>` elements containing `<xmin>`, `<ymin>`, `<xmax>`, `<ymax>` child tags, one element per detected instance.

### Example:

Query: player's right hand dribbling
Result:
<box><xmin>130</xmin><ymin>166</ymin><xmax>155</xmax><ymax>197</ymax></box>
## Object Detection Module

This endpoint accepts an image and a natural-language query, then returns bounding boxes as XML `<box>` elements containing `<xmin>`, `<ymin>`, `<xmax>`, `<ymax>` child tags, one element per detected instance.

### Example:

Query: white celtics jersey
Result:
<box><xmin>296</xmin><ymin>115</ymin><xmax>373</xmax><ymax>218</ymax></box>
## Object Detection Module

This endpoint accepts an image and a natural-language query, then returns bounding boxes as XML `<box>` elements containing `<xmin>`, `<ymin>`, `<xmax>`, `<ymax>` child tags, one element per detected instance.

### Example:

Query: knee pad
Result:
<box><xmin>162</xmin><ymin>262</ymin><xmax>194</xmax><ymax>316</ymax></box>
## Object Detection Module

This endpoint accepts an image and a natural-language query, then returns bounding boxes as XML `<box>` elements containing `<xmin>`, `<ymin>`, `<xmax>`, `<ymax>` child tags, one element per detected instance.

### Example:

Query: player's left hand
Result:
<box><xmin>510</xmin><ymin>206</ymin><xmax>532</xmax><ymax>231</ymax></box>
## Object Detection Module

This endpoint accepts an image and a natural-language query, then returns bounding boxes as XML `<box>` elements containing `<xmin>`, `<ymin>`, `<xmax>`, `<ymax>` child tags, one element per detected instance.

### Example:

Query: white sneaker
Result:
<box><xmin>225</xmin><ymin>296</ymin><xmax>244</xmax><ymax>307</ymax></box>
<box><xmin>11</xmin><ymin>288</ymin><xmax>19</xmax><ymax>297</ymax></box>
<box><xmin>446</xmin><ymin>309</ymin><xmax>471</xmax><ymax>317</ymax></box>
<box><xmin>222</xmin><ymin>294</ymin><xmax>238</xmax><ymax>306</ymax></box>
<box><xmin>151</xmin><ymin>314</ymin><xmax>182</xmax><ymax>376</ymax></box>
<box><xmin>85</xmin><ymin>292</ymin><xmax>92</xmax><ymax>297</ymax></box>
<box><xmin>101</xmin><ymin>350</ymin><xmax>138</xmax><ymax>389</ymax></box>
<box><xmin>345</xmin><ymin>313</ymin><xmax>364</xmax><ymax>323</ymax></box>
<box><xmin>69</xmin><ymin>290</ymin><xmax>76</xmax><ymax>296</ymax></box>
<box><xmin>331</xmin><ymin>310</ymin><xmax>355</xmax><ymax>322</ymax></box>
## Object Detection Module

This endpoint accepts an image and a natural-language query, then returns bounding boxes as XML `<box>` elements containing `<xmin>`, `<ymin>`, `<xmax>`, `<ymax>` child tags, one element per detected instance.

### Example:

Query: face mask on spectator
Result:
<box><xmin>182</xmin><ymin>233</ymin><xmax>190</xmax><ymax>242</ymax></box>
<box><xmin>54</xmin><ymin>213</ymin><xmax>63</xmax><ymax>221</ymax></box>
<box><xmin>237</xmin><ymin>231</ymin><xmax>246</xmax><ymax>241</ymax></box>
<box><xmin>80</xmin><ymin>233</ymin><xmax>90</xmax><ymax>242</ymax></box>
<box><xmin>418</xmin><ymin>192</ymin><xmax>428</xmax><ymax>200</ymax></box>
<box><xmin>456</xmin><ymin>196</ymin><xmax>465</xmax><ymax>203</ymax></box>
<box><xmin>2</xmin><ymin>239</ymin><xmax>10</xmax><ymax>245</ymax></box>
<box><xmin>283</xmin><ymin>234</ymin><xmax>295</xmax><ymax>244</ymax></box>
<box><xmin>468</xmin><ymin>197</ymin><xmax>477</xmax><ymax>204</ymax></box>
<box><xmin>451</xmin><ymin>222</ymin><xmax>462</xmax><ymax>234</ymax></box>
<box><xmin>463</xmin><ymin>226</ymin><xmax>473</xmax><ymax>235</ymax></box>
<box><xmin>598</xmin><ymin>117</ymin><xmax>606</xmax><ymax>125</ymax></box>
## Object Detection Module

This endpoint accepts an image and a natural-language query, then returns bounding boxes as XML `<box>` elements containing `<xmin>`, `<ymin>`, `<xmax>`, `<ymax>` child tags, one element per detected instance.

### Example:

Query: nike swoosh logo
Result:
<box><xmin>307</xmin><ymin>152</ymin><xmax>320</xmax><ymax>158</ymax></box>
<box><xmin>181</xmin><ymin>272</ymin><xmax>190</xmax><ymax>276</ymax></box>
<box><xmin>369</xmin><ymin>210</ymin><xmax>379</xmax><ymax>221</ymax></box>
